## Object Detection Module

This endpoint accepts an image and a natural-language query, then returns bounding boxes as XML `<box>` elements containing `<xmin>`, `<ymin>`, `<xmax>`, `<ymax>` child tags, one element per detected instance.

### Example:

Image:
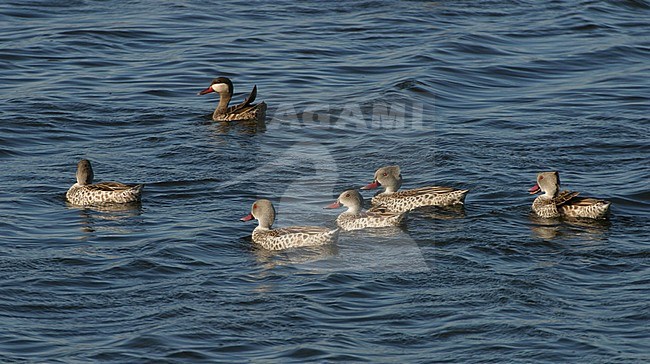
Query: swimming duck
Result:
<box><xmin>66</xmin><ymin>159</ymin><xmax>143</xmax><ymax>206</ymax></box>
<box><xmin>198</xmin><ymin>76</ymin><xmax>267</xmax><ymax>122</ymax></box>
<box><xmin>361</xmin><ymin>165</ymin><xmax>468</xmax><ymax>213</ymax></box>
<box><xmin>241</xmin><ymin>199</ymin><xmax>339</xmax><ymax>250</ymax></box>
<box><xmin>529</xmin><ymin>171</ymin><xmax>611</xmax><ymax>219</ymax></box>
<box><xmin>324</xmin><ymin>189</ymin><xmax>406</xmax><ymax>231</ymax></box>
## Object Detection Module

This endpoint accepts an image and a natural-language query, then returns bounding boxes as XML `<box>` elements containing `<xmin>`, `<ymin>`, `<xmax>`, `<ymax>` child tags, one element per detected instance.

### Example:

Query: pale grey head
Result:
<box><xmin>337</xmin><ymin>189</ymin><xmax>364</xmax><ymax>214</ymax></box>
<box><xmin>374</xmin><ymin>165</ymin><xmax>403</xmax><ymax>193</ymax></box>
<box><xmin>76</xmin><ymin>159</ymin><xmax>94</xmax><ymax>185</ymax></box>
<box><xmin>246</xmin><ymin>199</ymin><xmax>276</xmax><ymax>230</ymax></box>
<box><xmin>530</xmin><ymin>171</ymin><xmax>560</xmax><ymax>198</ymax></box>
<box><xmin>326</xmin><ymin>189</ymin><xmax>365</xmax><ymax>215</ymax></box>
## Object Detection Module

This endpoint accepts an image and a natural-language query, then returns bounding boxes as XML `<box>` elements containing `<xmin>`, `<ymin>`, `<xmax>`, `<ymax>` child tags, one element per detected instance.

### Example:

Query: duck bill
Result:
<box><xmin>361</xmin><ymin>181</ymin><xmax>380</xmax><ymax>190</ymax></box>
<box><xmin>198</xmin><ymin>87</ymin><xmax>214</xmax><ymax>95</ymax></box>
<box><xmin>528</xmin><ymin>184</ymin><xmax>541</xmax><ymax>194</ymax></box>
<box><xmin>240</xmin><ymin>213</ymin><xmax>254</xmax><ymax>221</ymax></box>
<box><xmin>323</xmin><ymin>201</ymin><xmax>341</xmax><ymax>209</ymax></box>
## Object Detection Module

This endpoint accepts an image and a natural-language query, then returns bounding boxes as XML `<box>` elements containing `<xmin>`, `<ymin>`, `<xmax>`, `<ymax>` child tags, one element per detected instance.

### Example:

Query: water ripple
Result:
<box><xmin>0</xmin><ymin>0</ymin><xmax>648</xmax><ymax>362</ymax></box>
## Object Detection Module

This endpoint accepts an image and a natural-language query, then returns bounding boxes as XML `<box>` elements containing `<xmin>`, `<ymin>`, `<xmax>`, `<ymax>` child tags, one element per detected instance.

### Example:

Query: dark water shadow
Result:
<box><xmin>237</xmin><ymin>235</ymin><xmax>339</xmax><ymax>269</ymax></box>
<box><xmin>67</xmin><ymin>202</ymin><xmax>143</xmax><ymax>235</ymax></box>
<box><xmin>528</xmin><ymin>213</ymin><xmax>611</xmax><ymax>241</ymax></box>
<box><xmin>413</xmin><ymin>204</ymin><xmax>467</xmax><ymax>220</ymax></box>
<box><xmin>203</xmin><ymin>115</ymin><xmax>267</xmax><ymax>135</ymax></box>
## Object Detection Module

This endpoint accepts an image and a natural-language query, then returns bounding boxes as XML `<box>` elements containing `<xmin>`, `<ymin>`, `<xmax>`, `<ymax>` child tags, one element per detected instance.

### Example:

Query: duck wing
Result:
<box><xmin>564</xmin><ymin>196</ymin><xmax>608</xmax><ymax>207</ymax></box>
<box><xmin>394</xmin><ymin>186</ymin><xmax>457</xmax><ymax>198</ymax></box>
<box><xmin>276</xmin><ymin>226</ymin><xmax>332</xmax><ymax>235</ymax></box>
<box><xmin>367</xmin><ymin>205</ymin><xmax>389</xmax><ymax>213</ymax></box>
<box><xmin>227</xmin><ymin>85</ymin><xmax>258</xmax><ymax>114</ymax></box>
<box><xmin>89</xmin><ymin>181</ymin><xmax>142</xmax><ymax>192</ymax></box>
<box><xmin>366</xmin><ymin>210</ymin><xmax>403</xmax><ymax>219</ymax></box>
<box><xmin>554</xmin><ymin>190</ymin><xmax>580</xmax><ymax>206</ymax></box>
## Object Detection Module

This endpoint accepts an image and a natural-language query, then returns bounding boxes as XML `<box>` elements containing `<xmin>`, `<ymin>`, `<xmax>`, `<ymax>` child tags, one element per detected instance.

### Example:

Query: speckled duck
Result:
<box><xmin>361</xmin><ymin>165</ymin><xmax>468</xmax><ymax>213</ymax></box>
<box><xmin>325</xmin><ymin>189</ymin><xmax>406</xmax><ymax>231</ymax></box>
<box><xmin>66</xmin><ymin>159</ymin><xmax>143</xmax><ymax>206</ymax></box>
<box><xmin>241</xmin><ymin>199</ymin><xmax>339</xmax><ymax>250</ymax></box>
<box><xmin>529</xmin><ymin>171</ymin><xmax>610</xmax><ymax>219</ymax></box>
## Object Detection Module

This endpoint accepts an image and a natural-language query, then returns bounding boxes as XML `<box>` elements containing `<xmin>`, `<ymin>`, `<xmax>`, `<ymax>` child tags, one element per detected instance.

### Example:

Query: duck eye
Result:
<box><xmin>345</xmin><ymin>193</ymin><xmax>350</xmax><ymax>197</ymax></box>
<box><xmin>539</xmin><ymin>176</ymin><xmax>544</xmax><ymax>180</ymax></box>
<box><xmin>382</xmin><ymin>172</ymin><xmax>387</xmax><ymax>176</ymax></box>
<box><xmin>253</xmin><ymin>204</ymin><xmax>257</xmax><ymax>209</ymax></box>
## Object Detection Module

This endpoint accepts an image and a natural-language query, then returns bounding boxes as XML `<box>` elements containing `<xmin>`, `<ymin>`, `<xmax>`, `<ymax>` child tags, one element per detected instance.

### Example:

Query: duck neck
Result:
<box><xmin>542</xmin><ymin>186</ymin><xmax>558</xmax><ymax>199</ymax></box>
<box><xmin>256</xmin><ymin>216</ymin><xmax>273</xmax><ymax>230</ymax></box>
<box><xmin>214</xmin><ymin>93</ymin><xmax>232</xmax><ymax>116</ymax></box>
<box><xmin>346</xmin><ymin>203</ymin><xmax>362</xmax><ymax>215</ymax></box>
<box><xmin>383</xmin><ymin>180</ymin><xmax>400</xmax><ymax>193</ymax></box>
<box><xmin>384</xmin><ymin>186</ymin><xmax>397</xmax><ymax>193</ymax></box>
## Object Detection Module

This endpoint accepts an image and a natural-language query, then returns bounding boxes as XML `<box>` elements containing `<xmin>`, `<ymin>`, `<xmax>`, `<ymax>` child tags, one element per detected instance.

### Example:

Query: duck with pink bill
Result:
<box><xmin>360</xmin><ymin>165</ymin><xmax>468</xmax><ymax>213</ymax></box>
<box><xmin>529</xmin><ymin>171</ymin><xmax>611</xmax><ymax>219</ymax></box>
<box><xmin>324</xmin><ymin>189</ymin><xmax>406</xmax><ymax>231</ymax></box>
<box><xmin>241</xmin><ymin>199</ymin><xmax>338</xmax><ymax>250</ymax></box>
<box><xmin>198</xmin><ymin>76</ymin><xmax>266</xmax><ymax>122</ymax></box>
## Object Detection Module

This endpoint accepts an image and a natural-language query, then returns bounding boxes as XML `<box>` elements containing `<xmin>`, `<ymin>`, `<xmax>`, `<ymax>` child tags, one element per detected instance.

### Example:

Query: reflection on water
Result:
<box><xmin>1</xmin><ymin>0</ymin><xmax>647</xmax><ymax>361</ymax></box>
<box><xmin>416</xmin><ymin>205</ymin><xmax>466</xmax><ymax>220</ymax></box>
<box><xmin>68</xmin><ymin>202</ymin><xmax>143</xmax><ymax>236</ymax></box>
<box><xmin>286</xmin><ymin>227</ymin><xmax>432</xmax><ymax>273</ymax></box>
<box><xmin>529</xmin><ymin>213</ymin><xmax>610</xmax><ymax>241</ymax></box>
<box><xmin>207</xmin><ymin>118</ymin><xmax>267</xmax><ymax>135</ymax></box>
<box><xmin>249</xmin><ymin>237</ymin><xmax>339</xmax><ymax>269</ymax></box>
<box><xmin>67</xmin><ymin>202</ymin><xmax>143</xmax><ymax>216</ymax></box>
<box><xmin>346</xmin><ymin>225</ymin><xmax>407</xmax><ymax>238</ymax></box>
<box><xmin>243</xmin><ymin>224</ymin><xmax>430</xmax><ymax>273</ymax></box>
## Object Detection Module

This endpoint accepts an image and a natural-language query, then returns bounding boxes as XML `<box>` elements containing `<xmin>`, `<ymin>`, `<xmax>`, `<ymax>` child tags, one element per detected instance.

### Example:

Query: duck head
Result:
<box><xmin>529</xmin><ymin>171</ymin><xmax>560</xmax><ymax>198</ymax></box>
<box><xmin>361</xmin><ymin>165</ymin><xmax>403</xmax><ymax>193</ymax></box>
<box><xmin>324</xmin><ymin>189</ymin><xmax>364</xmax><ymax>214</ymax></box>
<box><xmin>76</xmin><ymin>159</ymin><xmax>94</xmax><ymax>185</ymax></box>
<box><xmin>198</xmin><ymin>77</ymin><xmax>233</xmax><ymax>96</ymax></box>
<box><xmin>241</xmin><ymin>199</ymin><xmax>276</xmax><ymax>229</ymax></box>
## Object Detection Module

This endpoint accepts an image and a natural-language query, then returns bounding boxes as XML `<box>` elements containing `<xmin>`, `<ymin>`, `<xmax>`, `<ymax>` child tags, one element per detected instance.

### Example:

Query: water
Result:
<box><xmin>1</xmin><ymin>0</ymin><xmax>649</xmax><ymax>362</ymax></box>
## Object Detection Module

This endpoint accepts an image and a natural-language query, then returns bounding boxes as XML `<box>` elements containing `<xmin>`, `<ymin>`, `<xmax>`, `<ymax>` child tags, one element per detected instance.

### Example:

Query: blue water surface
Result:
<box><xmin>0</xmin><ymin>0</ymin><xmax>649</xmax><ymax>362</ymax></box>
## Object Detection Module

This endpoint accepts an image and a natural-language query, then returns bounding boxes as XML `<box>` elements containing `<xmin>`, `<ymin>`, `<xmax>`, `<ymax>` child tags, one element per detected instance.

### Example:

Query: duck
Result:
<box><xmin>240</xmin><ymin>199</ymin><xmax>339</xmax><ymax>250</ymax></box>
<box><xmin>66</xmin><ymin>159</ymin><xmax>143</xmax><ymax>206</ymax></box>
<box><xmin>198</xmin><ymin>76</ymin><xmax>267</xmax><ymax>122</ymax></box>
<box><xmin>529</xmin><ymin>171</ymin><xmax>611</xmax><ymax>219</ymax></box>
<box><xmin>361</xmin><ymin>165</ymin><xmax>468</xmax><ymax>213</ymax></box>
<box><xmin>324</xmin><ymin>189</ymin><xmax>406</xmax><ymax>231</ymax></box>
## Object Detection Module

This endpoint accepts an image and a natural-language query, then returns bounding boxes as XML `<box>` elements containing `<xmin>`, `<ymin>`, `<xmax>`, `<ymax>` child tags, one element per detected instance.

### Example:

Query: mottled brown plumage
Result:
<box><xmin>325</xmin><ymin>189</ymin><xmax>406</xmax><ymax>231</ymax></box>
<box><xmin>361</xmin><ymin>165</ymin><xmax>468</xmax><ymax>213</ymax></box>
<box><xmin>529</xmin><ymin>171</ymin><xmax>610</xmax><ymax>219</ymax></box>
<box><xmin>66</xmin><ymin>159</ymin><xmax>143</xmax><ymax>206</ymax></box>
<box><xmin>241</xmin><ymin>199</ymin><xmax>338</xmax><ymax>250</ymax></box>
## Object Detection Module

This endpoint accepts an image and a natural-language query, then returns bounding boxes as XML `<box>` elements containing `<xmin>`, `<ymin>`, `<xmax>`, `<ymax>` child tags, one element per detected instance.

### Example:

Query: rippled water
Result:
<box><xmin>1</xmin><ymin>0</ymin><xmax>649</xmax><ymax>362</ymax></box>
